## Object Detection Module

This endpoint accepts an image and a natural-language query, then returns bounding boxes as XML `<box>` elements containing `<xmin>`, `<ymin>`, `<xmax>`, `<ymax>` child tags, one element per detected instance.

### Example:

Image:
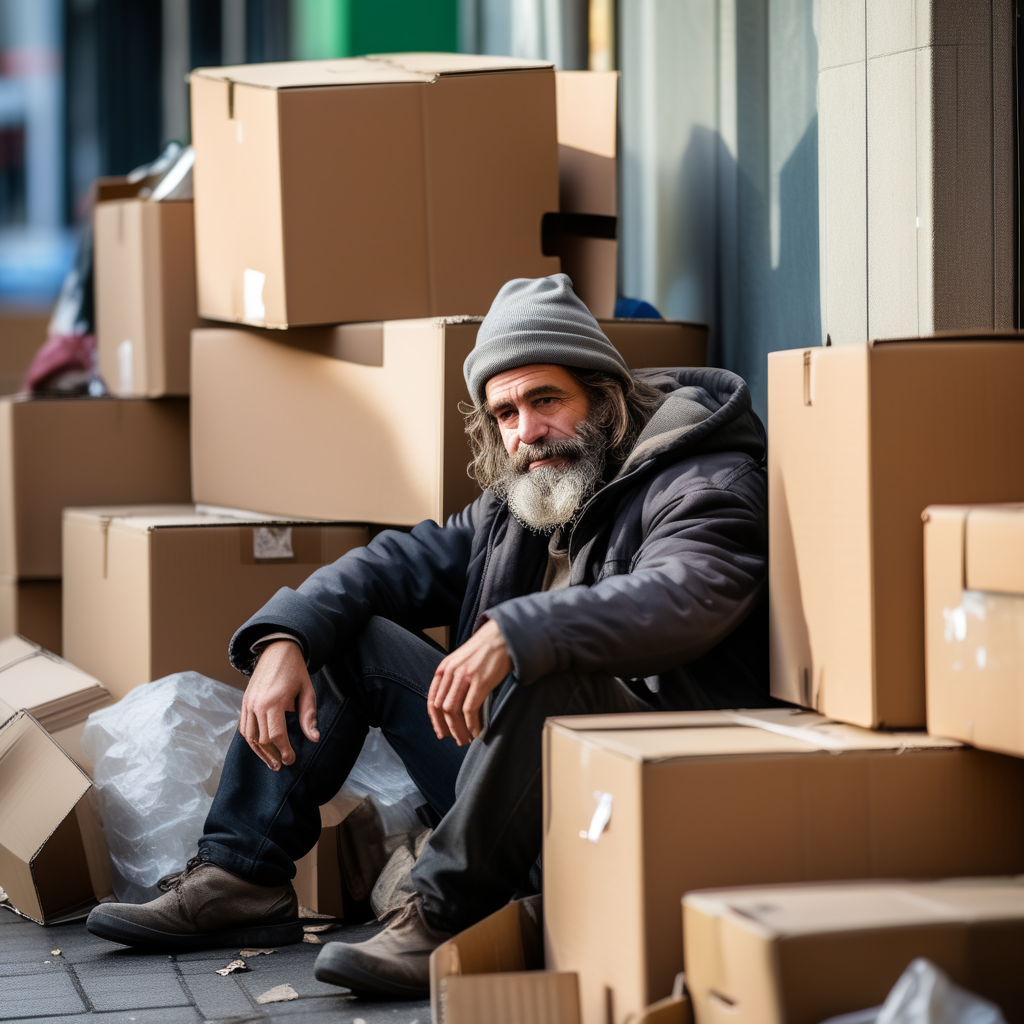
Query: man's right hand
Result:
<box><xmin>239</xmin><ymin>640</ymin><xmax>320</xmax><ymax>771</ymax></box>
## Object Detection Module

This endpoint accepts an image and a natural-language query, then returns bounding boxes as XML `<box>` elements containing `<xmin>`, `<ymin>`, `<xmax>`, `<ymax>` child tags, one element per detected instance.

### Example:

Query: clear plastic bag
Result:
<box><xmin>81</xmin><ymin>672</ymin><xmax>243</xmax><ymax>903</ymax></box>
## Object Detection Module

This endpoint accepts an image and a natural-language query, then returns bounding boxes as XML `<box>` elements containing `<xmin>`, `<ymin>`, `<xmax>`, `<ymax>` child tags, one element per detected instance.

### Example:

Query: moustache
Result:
<box><xmin>508</xmin><ymin>436</ymin><xmax>591</xmax><ymax>475</ymax></box>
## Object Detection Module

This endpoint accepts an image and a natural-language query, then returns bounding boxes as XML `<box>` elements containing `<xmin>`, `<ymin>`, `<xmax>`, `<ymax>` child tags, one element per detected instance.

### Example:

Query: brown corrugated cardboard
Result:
<box><xmin>0</xmin><ymin>711</ymin><xmax>97</xmax><ymax>924</ymax></box>
<box><xmin>190</xmin><ymin>54</ymin><xmax>560</xmax><ymax>328</ymax></box>
<box><xmin>62</xmin><ymin>505</ymin><xmax>368</xmax><ymax>699</ymax></box>
<box><xmin>542</xmin><ymin>708</ymin><xmax>1024</xmax><ymax>1024</ymax></box>
<box><xmin>0</xmin><ymin>396</ymin><xmax>191</xmax><ymax>579</ymax></box>
<box><xmin>0</xmin><ymin>310</ymin><xmax>48</xmax><ymax>396</ymax></box>
<box><xmin>431</xmin><ymin>896</ymin><xmax>580</xmax><ymax>1024</ymax></box>
<box><xmin>768</xmin><ymin>339</ymin><xmax>1024</xmax><ymax>728</ymax></box>
<box><xmin>684</xmin><ymin>879</ymin><xmax>1024</xmax><ymax>1024</ymax></box>
<box><xmin>191</xmin><ymin>317</ymin><xmax>706</xmax><ymax>525</ymax></box>
<box><xmin>0</xmin><ymin>634</ymin><xmax>111</xmax><ymax>735</ymax></box>
<box><xmin>0</xmin><ymin>579</ymin><xmax>61</xmax><ymax>653</ymax></box>
<box><xmin>551</xmin><ymin>70</ymin><xmax>619</xmax><ymax>317</ymax></box>
<box><xmin>924</xmin><ymin>503</ymin><xmax>1024</xmax><ymax>757</ymax></box>
<box><xmin>292</xmin><ymin>787</ymin><xmax>364</xmax><ymax>917</ymax></box>
<box><xmin>94</xmin><ymin>197</ymin><xmax>207</xmax><ymax>397</ymax></box>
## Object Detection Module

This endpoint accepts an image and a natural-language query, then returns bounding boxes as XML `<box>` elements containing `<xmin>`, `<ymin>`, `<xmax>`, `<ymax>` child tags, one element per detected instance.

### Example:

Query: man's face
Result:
<box><xmin>484</xmin><ymin>364</ymin><xmax>590</xmax><ymax>463</ymax></box>
<box><xmin>483</xmin><ymin>364</ymin><xmax>606</xmax><ymax>532</ymax></box>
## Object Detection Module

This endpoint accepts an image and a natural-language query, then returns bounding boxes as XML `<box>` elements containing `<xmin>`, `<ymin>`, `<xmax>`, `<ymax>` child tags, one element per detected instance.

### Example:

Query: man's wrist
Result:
<box><xmin>250</xmin><ymin>632</ymin><xmax>303</xmax><ymax>662</ymax></box>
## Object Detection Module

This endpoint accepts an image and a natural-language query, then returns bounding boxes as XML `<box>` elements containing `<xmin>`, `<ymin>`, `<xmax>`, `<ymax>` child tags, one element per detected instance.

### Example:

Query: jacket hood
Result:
<box><xmin>619</xmin><ymin>366</ymin><xmax>766</xmax><ymax>477</ymax></box>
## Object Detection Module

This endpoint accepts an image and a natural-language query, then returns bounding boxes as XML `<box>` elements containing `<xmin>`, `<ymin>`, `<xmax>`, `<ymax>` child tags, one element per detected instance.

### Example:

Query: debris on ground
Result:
<box><xmin>302</xmin><ymin>933</ymin><xmax>322</xmax><ymax>944</ymax></box>
<box><xmin>238</xmin><ymin>947</ymin><xmax>275</xmax><ymax>957</ymax></box>
<box><xmin>299</xmin><ymin>903</ymin><xmax>338</xmax><ymax>934</ymax></box>
<box><xmin>256</xmin><ymin>983</ymin><xmax>299</xmax><ymax>1004</ymax></box>
<box><xmin>214</xmin><ymin>959</ymin><xmax>249</xmax><ymax>976</ymax></box>
<box><xmin>50</xmin><ymin>949</ymin><xmax>61</xmax><ymax>956</ymax></box>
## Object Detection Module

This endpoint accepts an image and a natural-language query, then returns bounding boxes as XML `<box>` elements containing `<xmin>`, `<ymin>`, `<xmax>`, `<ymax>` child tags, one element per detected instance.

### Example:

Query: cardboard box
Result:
<box><xmin>542</xmin><ymin>708</ymin><xmax>1024</xmax><ymax>1024</ymax></box>
<box><xmin>684</xmin><ymin>879</ymin><xmax>1024</xmax><ymax>1024</ymax></box>
<box><xmin>190</xmin><ymin>54</ymin><xmax>560</xmax><ymax>328</ymax></box>
<box><xmin>768</xmin><ymin>339</ymin><xmax>1024</xmax><ymax>728</ymax></box>
<box><xmin>94</xmin><ymin>196</ymin><xmax>208</xmax><ymax>397</ymax></box>
<box><xmin>0</xmin><ymin>579</ymin><xmax>62</xmax><ymax>654</ymax></box>
<box><xmin>0</xmin><ymin>634</ymin><xmax>111</xmax><ymax>735</ymax></box>
<box><xmin>431</xmin><ymin>896</ymin><xmax>581</xmax><ymax>1024</ymax></box>
<box><xmin>0</xmin><ymin>310</ymin><xmax>48</xmax><ymax>396</ymax></box>
<box><xmin>0</xmin><ymin>711</ymin><xmax>97</xmax><ymax>923</ymax></box>
<box><xmin>62</xmin><ymin>505</ymin><xmax>369</xmax><ymax>699</ymax></box>
<box><xmin>191</xmin><ymin>317</ymin><xmax>707</xmax><ymax>525</ymax></box>
<box><xmin>0</xmin><ymin>396</ymin><xmax>191</xmax><ymax>579</ymax></box>
<box><xmin>549</xmin><ymin>70</ymin><xmax>618</xmax><ymax>318</ymax></box>
<box><xmin>924</xmin><ymin>503</ymin><xmax>1024</xmax><ymax>757</ymax></box>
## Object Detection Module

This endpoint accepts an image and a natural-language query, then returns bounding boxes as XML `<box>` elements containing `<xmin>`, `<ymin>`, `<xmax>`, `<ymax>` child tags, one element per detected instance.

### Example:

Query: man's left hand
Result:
<box><xmin>427</xmin><ymin>619</ymin><xmax>511</xmax><ymax>746</ymax></box>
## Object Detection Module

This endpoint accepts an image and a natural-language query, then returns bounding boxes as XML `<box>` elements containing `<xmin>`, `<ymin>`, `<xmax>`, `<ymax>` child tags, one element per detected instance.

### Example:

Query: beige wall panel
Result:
<box><xmin>865</xmin><ymin>0</ymin><xmax>919</xmax><ymax>59</ymax></box>
<box><xmin>818</xmin><ymin>63</ymin><xmax>867</xmax><ymax>345</ymax></box>
<box><xmin>818</xmin><ymin>0</ymin><xmax>865</xmax><ymax>71</ymax></box>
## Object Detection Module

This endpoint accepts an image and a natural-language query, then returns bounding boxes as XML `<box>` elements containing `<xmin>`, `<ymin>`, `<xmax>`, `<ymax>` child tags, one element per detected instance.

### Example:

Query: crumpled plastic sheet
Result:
<box><xmin>820</xmin><ymin>958</ymin><xmax>1007</xmax><ymax>1024</ymax></box>
<box><xmin>81</xmin><ymin>672</ymin><xmax>243</xmax><ymax>903</ymax></box>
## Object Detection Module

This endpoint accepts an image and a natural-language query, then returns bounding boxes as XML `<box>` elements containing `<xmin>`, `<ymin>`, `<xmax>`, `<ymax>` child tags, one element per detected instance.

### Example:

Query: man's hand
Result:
<box><xmin>427</xmin><ymin>619</ymin><xmax>511</xmax><ymax>746</ymax></box>
<box><xmin>239</xmin><ymin>640</ymin><xmax>319</xmax><ymax>771</ymax></box>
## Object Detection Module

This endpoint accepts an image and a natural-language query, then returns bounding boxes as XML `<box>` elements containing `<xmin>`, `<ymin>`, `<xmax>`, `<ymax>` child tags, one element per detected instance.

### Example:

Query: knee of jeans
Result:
<box><xmin>356</xmin><ymin>616</ymin><xmax>411</xmax><ymax>657</ymax></box>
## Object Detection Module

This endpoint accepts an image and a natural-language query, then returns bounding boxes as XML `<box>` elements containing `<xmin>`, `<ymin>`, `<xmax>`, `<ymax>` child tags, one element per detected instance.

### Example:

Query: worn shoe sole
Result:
<box><xmin>86</xmin><ymin>907</ymin><xmax>304</xmax><ymax>951</ymax></box>
<box><xmin>313</xmin><ymin>942</ymin><xmax>429</xmax><ymax>999</ymax></box>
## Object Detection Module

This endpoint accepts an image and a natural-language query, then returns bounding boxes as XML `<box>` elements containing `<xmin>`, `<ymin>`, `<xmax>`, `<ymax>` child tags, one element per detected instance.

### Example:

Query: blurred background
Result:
<box><xmin>0</xmin><ymin>0</ymin><xmax>821</xmax><ymax>417</ymax></box>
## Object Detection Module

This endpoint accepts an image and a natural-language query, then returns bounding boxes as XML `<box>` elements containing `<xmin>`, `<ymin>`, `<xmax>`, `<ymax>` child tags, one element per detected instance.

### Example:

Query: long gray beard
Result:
<box><xmin>492</xmin><ymin>425</ymin><xmax>606</xmax><ymax>533</ymax></box>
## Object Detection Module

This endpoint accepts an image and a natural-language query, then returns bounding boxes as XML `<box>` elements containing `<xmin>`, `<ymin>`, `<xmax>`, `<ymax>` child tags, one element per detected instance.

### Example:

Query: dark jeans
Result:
<box><xmin>200</xmin><ymin>616</ymin><xmax>651</xmax><ymax>932</ymax></box>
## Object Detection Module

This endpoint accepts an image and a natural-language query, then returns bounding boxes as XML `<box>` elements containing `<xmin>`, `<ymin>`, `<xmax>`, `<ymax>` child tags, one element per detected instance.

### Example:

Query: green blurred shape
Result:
<box><xmin>292</xmin><ymin>0</ymin><xmax>458</xmax><ymax>60</ymax></box>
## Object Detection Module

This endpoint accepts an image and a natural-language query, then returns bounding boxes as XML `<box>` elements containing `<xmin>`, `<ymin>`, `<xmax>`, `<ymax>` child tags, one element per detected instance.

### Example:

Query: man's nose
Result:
<box><xmin>517</xmin><ymin>409</ymin><xmax>549</xmax><ymax>446</ymax></box>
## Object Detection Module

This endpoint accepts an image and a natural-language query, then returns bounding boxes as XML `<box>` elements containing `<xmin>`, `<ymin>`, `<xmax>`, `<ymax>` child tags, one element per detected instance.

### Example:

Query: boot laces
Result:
<box><xmin>156</xmin><ymin>855</ymin><xmax>204</xmax><ymax>893</ymax></box>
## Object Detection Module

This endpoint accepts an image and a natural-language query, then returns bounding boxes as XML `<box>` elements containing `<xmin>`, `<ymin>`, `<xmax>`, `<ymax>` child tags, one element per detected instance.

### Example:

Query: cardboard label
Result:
<box><xmin>253</xmin><ymin>525</ymin><xmax>293</xmax><ymax>561</ymax></box>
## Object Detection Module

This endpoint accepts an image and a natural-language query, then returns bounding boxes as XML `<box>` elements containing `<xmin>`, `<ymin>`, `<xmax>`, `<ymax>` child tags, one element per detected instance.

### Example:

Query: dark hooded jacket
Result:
<box><xmin>229</xmin><ymin>366</ymin><xmax>769</xmax><ymax>710</ymax></box>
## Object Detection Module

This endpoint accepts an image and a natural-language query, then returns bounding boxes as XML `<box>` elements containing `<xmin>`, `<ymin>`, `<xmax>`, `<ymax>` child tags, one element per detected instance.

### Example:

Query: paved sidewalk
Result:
<box><xmin>1</xmin><ymin>905</ymin><xmax>430</xmax><ymax>1024</ymax></box>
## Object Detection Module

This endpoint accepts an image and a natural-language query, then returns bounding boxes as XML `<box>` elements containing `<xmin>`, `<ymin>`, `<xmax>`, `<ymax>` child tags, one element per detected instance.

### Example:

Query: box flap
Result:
<box><xmin>0</xmin><ymin>634</ymin><xmax>40</xmax><ymax>672</ymax></box>
<box><xmin>684</xmin><ymin>878</ymin><xmax>1024</xmax><ymax>939</ymax></box>
<box><xmin>0</xmin><ymin>646</ymin><xmax>109</xmax><ymax>734</ymax></box>
<box><xmin>440</xmin><ymin>971</ymin><xmax>580</xmax><ymax>1024</ymax></box>
<box><xmin>546</xmin><ymin>709</ymin><xmax>960</xmax><ymax>761</ymax></box>
<box><xmin>192</xmin><ymin>54</ymin><xmax>551</xmax><ymax>91</ymax></box>
<box><xmin>0</xmin><ymin>712</ymin><xmax>91</xmax><ymax>921</ymax></box>
<box><xmin>64</xmin><ymin>503</ymin><xmax>350</xmax><ymax>532</ymax></box>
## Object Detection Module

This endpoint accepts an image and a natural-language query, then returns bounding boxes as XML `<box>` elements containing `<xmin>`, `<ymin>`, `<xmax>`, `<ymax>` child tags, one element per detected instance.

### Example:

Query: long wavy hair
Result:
<box><xmin>463</xmin><ymin>368</ymin><xmax>666</xmax><ymax>491</ymax></box>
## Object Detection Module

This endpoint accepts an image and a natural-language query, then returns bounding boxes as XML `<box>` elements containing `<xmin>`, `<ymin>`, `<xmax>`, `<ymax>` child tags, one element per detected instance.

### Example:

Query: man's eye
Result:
<box><xmin>498</xmin><ymin>410</ymin><xmax>515</xmax><ymax>422</ymax></box>
<box><xmin>536</xmin><ymin>397</ymin><xmax>553</xmax><ymax>407</ymax></box>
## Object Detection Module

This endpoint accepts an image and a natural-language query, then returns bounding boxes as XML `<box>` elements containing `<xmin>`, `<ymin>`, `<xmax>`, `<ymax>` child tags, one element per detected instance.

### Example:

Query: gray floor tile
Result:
<box><xmin>0</xmin><ymin>970</ymin><xmax>87</xmax><ymax>1019</ymax></box>
<box><xmin>178</xmin><ymin>972</ymin><xmax>257</xmax><ymax>1019</ymax></box>
<box><xmin>3</xmin><ymin>1010</ymin><xmax>202</xmax><ymax>1024</ymax></box>
<box><xmin>76</xmin><ymin>970</ymin><xmax>191</xmax><ymax>1011</ymax></box>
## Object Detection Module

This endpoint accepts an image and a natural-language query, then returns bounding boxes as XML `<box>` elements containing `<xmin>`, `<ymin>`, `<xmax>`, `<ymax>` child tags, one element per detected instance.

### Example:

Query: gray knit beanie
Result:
<box><xmin>464</xmin><ymin>274</ymin><xmax>629</xmax><ymax>405</ymax></box>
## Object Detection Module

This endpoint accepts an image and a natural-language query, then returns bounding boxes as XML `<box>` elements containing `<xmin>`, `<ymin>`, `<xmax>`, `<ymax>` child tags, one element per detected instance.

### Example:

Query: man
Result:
<box><xmin>87</xmin><ymin>274</ymin><xmax>769</xmax><ymax>998</ymax></box>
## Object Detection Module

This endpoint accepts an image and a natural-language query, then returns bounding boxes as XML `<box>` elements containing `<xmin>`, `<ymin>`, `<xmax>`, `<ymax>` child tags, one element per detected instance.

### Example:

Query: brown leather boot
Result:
<box><xmin>314</xmin><ymin>895</ymin><xmax>452</xmax><ymax>998</ymax></box>
<box><xmin>86</xmin><ymin>857</ymin><xmax>303</xmax><ymax>951</ymax></box>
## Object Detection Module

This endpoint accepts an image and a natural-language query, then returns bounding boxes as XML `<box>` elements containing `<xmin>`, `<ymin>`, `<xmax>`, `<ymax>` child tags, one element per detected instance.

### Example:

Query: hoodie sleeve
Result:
<box><xmin>227</xmin><ymin>497</ymin><xmax>487</xmax><ymax>677</ymax></box>
<box><xmin>485</xmin><ymin>463</ymin><xmax>767</xmax><ymax>684</ymax></box>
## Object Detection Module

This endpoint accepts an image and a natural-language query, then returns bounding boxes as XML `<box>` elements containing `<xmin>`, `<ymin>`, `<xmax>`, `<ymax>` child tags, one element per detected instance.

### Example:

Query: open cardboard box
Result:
<box><xmin>190</xmin><ymin>54</ymin><xmax>560</xmax><ymax>328</ymax></box>
<box><xmin>190</xmin><ymin>316</ymin><xmax>706</xmax><ymax>525</ymax></box>
<box><xmin>684</xmin><ymin>878</ymin><xmax>1024</xmax><ymax>1024</ymax></box>
<box><xmin>0</xmin><ymin>711</ymin><xmax>101</xmax><ymax>923</ymax></box>
<box><xmin>0</xmin><ymin>395</ymin><xmax>191</xmax><ymax>579</ymax></box>
<box><xmin>62</xmin><ymin>504</ymin><xmax>369</xmax><ymax>699</ymax></box>
<box><xmin>769</xmin><ymin>337</ymin><xmax>1024</xmax><ymax>728</ymax></box>
<box><xmin>543</xmin><ymin>708</ymin><xmax>1024</xmax><ymax>1024</ymax></box>
<box><xmin>924</xmin><ymin>503</ymin><xmax>1024</xmax><ymax>757</ymax></box>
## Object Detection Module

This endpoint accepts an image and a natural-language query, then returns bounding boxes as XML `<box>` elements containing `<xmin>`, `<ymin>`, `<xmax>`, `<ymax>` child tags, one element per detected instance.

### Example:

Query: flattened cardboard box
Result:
<box><xmin>769</xmin><ymin>338</ymin><xmax>1024</xmax><ymax>728</ymax></box>
<box><xmin>0</xmin><ymin>396</ymin><xmax>191</xmax><ymax>578</ymax></box>
<box><xmin>63</xmin><ymin>505</ymin><xmax>369</xmax><ymax>699</ymax></box>
<box><xmin>684</xmin><ymin>878</ymin><xmax>1024</xmax><ymax>1024</ymax></box>
<box><xmin>190</xmin><ymin>317</ymin><xmax>707</xmax><ymax>525</ymax></box>
<box><xmin>924</xmin><ymin>503</ymin><xmax>1024</xmax><ymax>757</ymax></box>
<box><xmin>431</xmin><ymin>896</ymin><xmax>580</xmax><ymax>1024</ymax></box>
<box><xmin>542</xmin><ymin>708</ymin><xmax>1024</xmax><ymax>1024</ymax></box>
<box><xmin>0</xmin><ymin>579</ymin><xmax>61</xmax><ymax>654</ymax></box>
<box><xmin>0</xmin><ymin>711</ymin><xmax>97</xmax><ymax>924</ymax></box>
<box><xmin>190</xmin><ymin>54</ymin><xmax>560</xmax><ymax>328</ymax></box>
<box><xmin>94</xmin><ymin>196</ymin><xmax>209</xmax><ymax>397</ymax></box>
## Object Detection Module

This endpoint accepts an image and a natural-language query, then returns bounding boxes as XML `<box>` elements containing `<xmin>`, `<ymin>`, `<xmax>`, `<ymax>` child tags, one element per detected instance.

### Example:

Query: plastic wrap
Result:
<box><xmin>81</xmin><ymin>672</ymin><xmax>243</xmax><ymax>903</ymax></box>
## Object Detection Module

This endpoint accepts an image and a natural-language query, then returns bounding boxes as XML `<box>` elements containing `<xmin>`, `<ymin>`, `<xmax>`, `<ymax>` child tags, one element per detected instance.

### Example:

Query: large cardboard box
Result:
<box><xmin>0</xmin><ymin>396</ymin><xmax>191</xmax><ymax>579</ymax></box>
<box><xmin>769</xmin><ymin>339</ymin><xmax>1024</xmax><ymax>729</ymax></box>
<box><xmin>924</xmin><ymin>503</ymin><xmax>1024</xmax><ymax>757</ymax></box>
<box><xmin>191</xmin><ymin>317</ymin><xmax>706</xmax><ymax>525</ymax></box>
<box><xmin>0</xmin><ymin>310</ymin><xmax>48</xmax><ymax>396</ymax></box>
<box><xmin>94</xmin><ymin>196</ymin><xmax>206</xmax><ymax>397</ymax></box>
<box><xmin>62</xmin><ymin>505</ymin><xmax>369</xmax><ymax>699</ymax></box>
<box><xmin>684</xmin><ymin>879</ymin><xmax>1024</xmax><ymax>1024</ymax></box>
<box><xmin>549</xmin><ymin>71</ymin><xmax>618</xmax><ymax>318</ymax></box>
<box><xmin>0</xmin><ymin>711</ymin><xmax>98</xmax><ymax>923</ymax></box>
<box><xmin>0</xmin><ymin>579</ymin><xmax>62</xmax><ymax>653</ymax></box>
<box><xmin>190</xmin><ymin>54</ymin><xmax>560</xmax><ymax>328</ymax></box>
<box><xmin>431</xmin><ymin>897</ymin><xmax>581</xmax><ymax>1024</ymax></box>
<box><xmin>542</xmin><ymin>708</ymin><xmax>1024</xmax><ymax>1024</ymax></box>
